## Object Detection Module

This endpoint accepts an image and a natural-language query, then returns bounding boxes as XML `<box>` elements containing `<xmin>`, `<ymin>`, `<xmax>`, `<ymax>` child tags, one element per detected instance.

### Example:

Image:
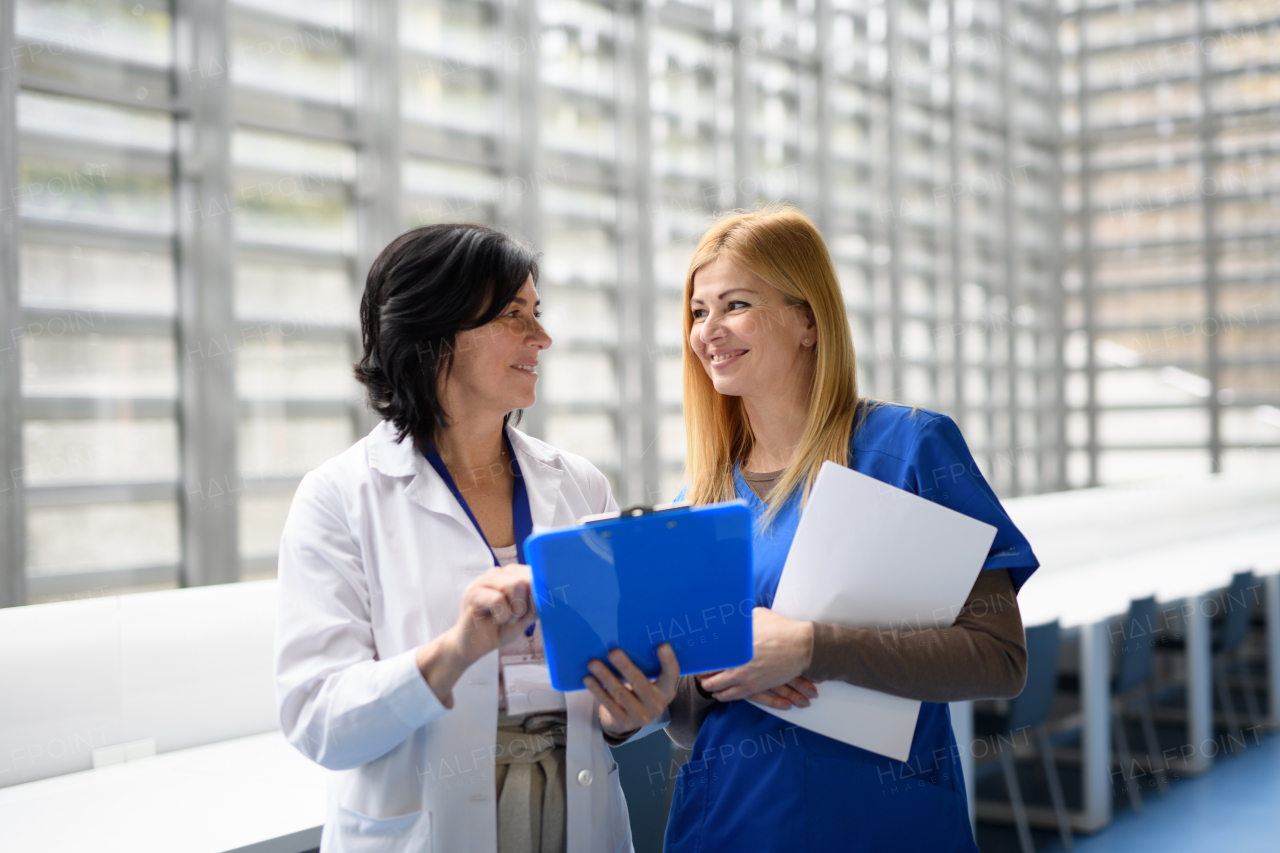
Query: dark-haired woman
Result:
<box><xmin>274</xmin><ymin>223</ymin><xmax>680</xmax><ymax>853</ymax></box>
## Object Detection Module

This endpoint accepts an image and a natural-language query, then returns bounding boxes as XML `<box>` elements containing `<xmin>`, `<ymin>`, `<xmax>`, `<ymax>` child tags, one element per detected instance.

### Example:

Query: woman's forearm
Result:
<box><xmin>665</xmin><ymin>675</ymin><xmax>719</xmax><ymax>749</ymax></box>
<box><xmin>415</xmin><ymin>628</ymin><xmax>470</xmax><ymax>709</ymax></box>
<box><xmin>802</xmin><ymin>569</ymin><xmax>1028</xmax><ymax>703</ymax></box>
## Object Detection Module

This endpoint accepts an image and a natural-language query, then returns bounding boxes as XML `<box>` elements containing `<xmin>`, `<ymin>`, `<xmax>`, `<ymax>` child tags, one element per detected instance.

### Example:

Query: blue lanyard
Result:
<box><xmin>424</xmin><ymin>434</ymin><xmax>532</xmax><ymax>565</ymax></box>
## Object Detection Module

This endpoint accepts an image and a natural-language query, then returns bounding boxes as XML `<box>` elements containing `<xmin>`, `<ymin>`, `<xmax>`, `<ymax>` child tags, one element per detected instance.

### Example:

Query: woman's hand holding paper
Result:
<box><xmin>584</xmin><ymin>644</ymin><xmax>681</xmax><ymax>737</ymax></box>
<box><xmin>697</xmin><ymin>607</ymin><xmax>819</xmax><ymax>708</ymax></box>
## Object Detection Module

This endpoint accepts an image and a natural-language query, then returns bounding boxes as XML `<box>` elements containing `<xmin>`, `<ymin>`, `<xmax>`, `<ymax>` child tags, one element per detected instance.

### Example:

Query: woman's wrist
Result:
<box><xmin>796</xmin><ymin>620</ymin><xmax>815</xmax><ymax>671</ymax></box>
<box><xmin>416</xmin><ymin>628</ymin><xmax>471</xmax><ymax>708</ymax></box>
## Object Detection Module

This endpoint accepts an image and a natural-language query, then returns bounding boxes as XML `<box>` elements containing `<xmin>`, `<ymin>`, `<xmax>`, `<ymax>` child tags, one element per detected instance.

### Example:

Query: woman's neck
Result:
<box><xmin>741</xmin><ymin>384</ymin><xmax>811</xmax><ymax>473</ymax></box>
<box><xmin>433</xmin><ymin>416</ymin><xmax>507</xmax><ymax>486</ymax></box>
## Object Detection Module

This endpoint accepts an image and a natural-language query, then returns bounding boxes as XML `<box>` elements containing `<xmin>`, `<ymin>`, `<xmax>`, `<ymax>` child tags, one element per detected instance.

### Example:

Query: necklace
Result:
<box><xmin>442</xmin><ymin>442</ymin><xmax>507</xmax><ymax>485</ymax></box>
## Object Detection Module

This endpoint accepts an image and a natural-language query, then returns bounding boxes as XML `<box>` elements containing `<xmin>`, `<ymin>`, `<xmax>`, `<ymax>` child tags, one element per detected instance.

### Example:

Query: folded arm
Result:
<box><xmin>803</xmin><ymin>568</ymin><xmax>1028</xmax><ymax>702</ymax></box>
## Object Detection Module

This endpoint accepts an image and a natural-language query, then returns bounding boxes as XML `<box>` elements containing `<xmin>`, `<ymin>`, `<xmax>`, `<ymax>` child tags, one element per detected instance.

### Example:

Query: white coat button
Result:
<box><xmin>576</xmin><ymin>769</ymin><xmax>593</xmax><ymax>787</ymax></box>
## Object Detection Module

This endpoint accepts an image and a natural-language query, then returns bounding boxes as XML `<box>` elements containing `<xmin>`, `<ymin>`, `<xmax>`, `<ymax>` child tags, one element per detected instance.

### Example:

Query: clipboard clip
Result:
<box><xmin>580</xmin><ymin>502</ymin><xmax>691</xmax><ymax>524</ymax></box>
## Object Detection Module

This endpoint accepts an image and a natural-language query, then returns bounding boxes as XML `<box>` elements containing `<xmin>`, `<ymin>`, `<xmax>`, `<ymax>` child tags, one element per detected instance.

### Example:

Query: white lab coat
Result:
<box><xmin>275</xmin><ymin>420</ymin><xmax>665</xmax><ymax>853</ymax></box>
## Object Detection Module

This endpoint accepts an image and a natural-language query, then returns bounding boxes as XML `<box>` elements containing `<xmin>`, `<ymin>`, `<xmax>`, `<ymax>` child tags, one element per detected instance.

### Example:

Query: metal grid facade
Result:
<box><xmin>6</xmin><ymin>0</ymin><xmax>1270</xmax><ymax>606</ymax></box>
<box><xmin>1061</xmin><ymin>0</ymin><xmax>1280</xmax><ymax>487</ymax></box>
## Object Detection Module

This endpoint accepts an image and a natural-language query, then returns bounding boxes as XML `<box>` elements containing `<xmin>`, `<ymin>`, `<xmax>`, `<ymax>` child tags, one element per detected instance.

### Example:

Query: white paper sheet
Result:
<box><xmin>749</xmin><ymin>462</ymin><xmax>997</xmax><ymax>761</ymax></box>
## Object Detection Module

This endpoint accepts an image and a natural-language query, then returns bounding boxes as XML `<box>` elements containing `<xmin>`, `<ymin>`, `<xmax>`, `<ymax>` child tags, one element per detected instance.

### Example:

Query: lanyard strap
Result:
<box><xmin>425</xmin><ymin>434</ymin><xmax>532</xmax><ymax>565</ymax></box>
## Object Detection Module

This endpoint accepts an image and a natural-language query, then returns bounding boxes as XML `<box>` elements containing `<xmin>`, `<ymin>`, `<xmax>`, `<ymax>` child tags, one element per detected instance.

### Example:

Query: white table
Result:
<box><xmin>0</xmin><ymin>732</ymin><xmax>329</xmax><ymax>853</ymax></box>
<box><xmin>1026</xmin><ymin>523</ymin><xmax>1279</xmax><ymax>830</ymax></box>
<box><xmin>959</xmin><ymin>472</ymin><xmax>1280</xmax><ymax>834</ymax></box>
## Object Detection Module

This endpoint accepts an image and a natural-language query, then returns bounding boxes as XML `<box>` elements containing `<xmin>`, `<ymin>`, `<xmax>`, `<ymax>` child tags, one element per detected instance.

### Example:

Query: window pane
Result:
<box><xmin>24</xmin><ymin>419</ymin><xmax>178</xmax><ymax>485</ymax></box>
<box><xmin>21</xmin><ymin>241</ymin><xmax>174</xmax><ymax>315</ymax></box>
<box><xmin>22</xmin><ymin>332</ymin><xmax>177</xmax><ymax>398</ymax></box>
<box><xmin>27</xmin><ymin>501</ymin><xmax>180</xmax><ymax>575</ymax></box>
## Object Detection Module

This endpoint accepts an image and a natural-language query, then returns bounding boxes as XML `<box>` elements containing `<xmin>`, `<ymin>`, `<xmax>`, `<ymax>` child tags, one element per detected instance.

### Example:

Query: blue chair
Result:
<box><xmin>978</xmin><ymin>620</ymin><xmax>1073</xmax><ymax>853</ymax></box>
<box><xmin>1213</xmin><ymin>571</ymin><xmax>1263</xmax><ymax>742</ymax></box>
<box><xmin>1156</xmin><ymin>571</ymin><xmax>1263</xmax><ymax>748</ymax></box>
<box><xmin>1111</xmin><ymin>596</ymin><xmax>1169</xmax><ymax>814</ymax></box>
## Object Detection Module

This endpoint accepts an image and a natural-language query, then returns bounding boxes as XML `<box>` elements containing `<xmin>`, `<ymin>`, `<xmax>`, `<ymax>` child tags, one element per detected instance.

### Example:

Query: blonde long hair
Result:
<box><xmin>682</xmin><ymin>206</ymin><xmax>863</xmax><ymax>521</ymax></box>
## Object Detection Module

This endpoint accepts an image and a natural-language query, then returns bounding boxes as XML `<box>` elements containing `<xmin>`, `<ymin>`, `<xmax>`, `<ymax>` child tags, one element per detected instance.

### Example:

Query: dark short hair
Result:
<box><xmin>354</xmin><ymin>223</ymin><xmax>539</xmax><ymax>452</ymax></box>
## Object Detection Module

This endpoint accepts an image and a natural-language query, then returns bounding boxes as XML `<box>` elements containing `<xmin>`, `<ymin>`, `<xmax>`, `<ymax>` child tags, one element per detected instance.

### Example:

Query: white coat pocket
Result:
<box><xmin>334</xmin><ymin>806</ymin><xmax>430</xmax><ymax>853</ymax></box>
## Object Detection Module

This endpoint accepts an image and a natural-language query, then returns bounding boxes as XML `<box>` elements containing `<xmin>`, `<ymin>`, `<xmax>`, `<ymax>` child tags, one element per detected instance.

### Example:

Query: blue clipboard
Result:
<box><xmin>525</xmin><ymin>501</ymin><xmax>755</xmax><ymax>692</ymax></box>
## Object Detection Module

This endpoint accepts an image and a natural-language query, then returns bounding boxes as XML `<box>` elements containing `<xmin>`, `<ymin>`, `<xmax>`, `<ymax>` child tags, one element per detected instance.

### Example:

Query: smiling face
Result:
<box><xmin>688</xmin><ymin>254</ymin><xmax>815</xmax><ymax>403</ymax></box>
<box><xmin>441</xmin><ymin>275</ymin><xmax>550</xmax><ymax>418</ymax></box>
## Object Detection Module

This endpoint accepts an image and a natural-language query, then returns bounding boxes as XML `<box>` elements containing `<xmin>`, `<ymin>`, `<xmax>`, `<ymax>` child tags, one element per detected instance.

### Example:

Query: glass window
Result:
<box><xmin>22</xmin><ymin>0</ymin><xmax>1240</xmax><ymax>604</ymax></box>
<box><xmin>1066</xmin><ymin>0</ymin><xmax>1280</xmax><ymax>483</ymax></box>
<box><xmin>15</xmin><ymin>3</ymin><xmax>180</xmax><ymax>603</ymax></box>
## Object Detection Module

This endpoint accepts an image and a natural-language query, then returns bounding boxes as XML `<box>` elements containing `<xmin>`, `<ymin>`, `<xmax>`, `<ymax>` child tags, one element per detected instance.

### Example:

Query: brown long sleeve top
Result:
<box><xmin>664</xmin><ymin>469</ymin><xmax>1029</xmax><ymax>750</ymax></box>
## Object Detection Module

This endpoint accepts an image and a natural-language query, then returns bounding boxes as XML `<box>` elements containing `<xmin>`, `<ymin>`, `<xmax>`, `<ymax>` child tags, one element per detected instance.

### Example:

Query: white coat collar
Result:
<box><xmin>365</xmin><ymin>418</ymin><xmax>565</xmax><ymax>530</ymax></box>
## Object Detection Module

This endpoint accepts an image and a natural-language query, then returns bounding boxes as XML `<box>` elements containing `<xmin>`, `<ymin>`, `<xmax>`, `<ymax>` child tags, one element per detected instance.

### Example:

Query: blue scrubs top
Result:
<box><xmin>663</xmin><ymin>404</ymin><xmax>1039</xmax><ymax>853</ymax></box>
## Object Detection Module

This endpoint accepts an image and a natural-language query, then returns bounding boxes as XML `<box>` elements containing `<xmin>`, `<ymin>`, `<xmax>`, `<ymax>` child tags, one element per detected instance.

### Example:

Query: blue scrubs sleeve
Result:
<box><xmin>908</xmin><ymin>414</ymin><xmax>1039</xmax><ymax>590</ymax></box>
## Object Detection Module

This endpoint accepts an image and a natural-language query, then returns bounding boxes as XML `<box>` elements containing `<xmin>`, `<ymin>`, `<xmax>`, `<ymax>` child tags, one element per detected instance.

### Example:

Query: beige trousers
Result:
<box><xmin>494</xmin><ymin>714</ymin><xmax>567</xmax><ymax>853</ymax></box>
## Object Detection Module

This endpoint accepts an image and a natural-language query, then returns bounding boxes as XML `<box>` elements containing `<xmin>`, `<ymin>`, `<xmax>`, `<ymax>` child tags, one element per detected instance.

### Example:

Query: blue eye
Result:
<box><xmin>691</xmin><ymin>308</ymin><xmax>708</xmax><ymax>319</ymax></box>
<box><xmin>728</xmin><ymin>301</ymin><xmax>750</xmax><ymax>311</ymax></box>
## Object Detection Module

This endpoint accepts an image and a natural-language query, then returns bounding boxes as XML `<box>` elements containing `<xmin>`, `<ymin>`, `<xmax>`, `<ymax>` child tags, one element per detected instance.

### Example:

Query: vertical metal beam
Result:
<box><xmin>710</xmin><ymin>5</ymin><xmax>732</xmax><ymax>208</ymax></box>
<box><xmin>732</xmin><ymin>0</ymin><xmax>752</xmax><ymax>210</ymax></box>
<box><xmin>354</xmin><ymin>0</ymin><xmax>402</xmax><ymax>439</ymax></box>
<box><xmin>1077</xmin><ymin>6</ymin><xmax>1098</xmax><ymax>487</ymax></box>
<box><xmin>948</xmin><ymin>0</ymin><xmax>965</xmax><ymax>429</ymax></box>
<box><xmin>518</xmin><ymin>0</ymin><xmax>546</xmax><ymax>440</ymax></box>
<box><xmin>1000</xmin><ymin>0</ymin><xmax>1019</xmax><ymax>496</ymax></box>
<box><xmin>614</xmin><ymin>10</ymin><xmax>637</xmax><ymax>505</ymax></box>
<box><xmin>1048</xmin><ymin>0</ymin><xmax>1067</xmax><ymax>492</ymax></box>
<box><xmin>516</xmin><ymin>0</ymin><xmax>543</xmax><ymax>253</ymax></box>
<box><xmin>631</xmin><ymin>1</ymin><xmax>658</xmax><ymax>506</ymax></box>
<box><xmin>0</xmin><ymin>0</ymin><xmax>25</xmax><ymax>607</ymax></box>
<box><xmin>814</xmin><ymin>0</ymin><xmax>834</xmax><ymax>238</ymax></box>
<box><xmin>1196</xmin><ymin>0</ymin><xmax>1221</xmax><ymax>473</ymax></box>
<box><xmin>354</xmin><ymin>0</ymin><xmax>402</xmax><ymax>274</ymax></box>
<box><xmin>497</xmin><ymin>0</ymin><xmax>524</xmax><ymax>235</ymax></box>
<box><xmin>613</xmin><ymin>6</ymin><xmax>641</xmax><ymax>505</ymax></box>
<box><xmin>174</xmin><ymin>0</ymin><xmax>239</xmax><ymax>587</ymax></box>
<box><xmin>885</xmin><ymin>0</ymin><xmax>903</xmax><ymax>399</ymax></box>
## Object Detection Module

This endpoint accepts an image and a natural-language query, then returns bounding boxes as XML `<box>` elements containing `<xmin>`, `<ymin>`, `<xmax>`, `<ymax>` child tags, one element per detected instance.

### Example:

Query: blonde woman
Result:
<box><xmin>661</xmin><ymin>208</ymin><xmax>1038</xmax><ymax>852</ymax></box>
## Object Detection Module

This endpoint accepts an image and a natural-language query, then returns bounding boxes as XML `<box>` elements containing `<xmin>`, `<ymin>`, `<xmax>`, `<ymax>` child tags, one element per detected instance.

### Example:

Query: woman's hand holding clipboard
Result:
<box><xmin>524</xmin><ymin>501</ymin><xmax>756</xmax><ymax>691</ymax></box>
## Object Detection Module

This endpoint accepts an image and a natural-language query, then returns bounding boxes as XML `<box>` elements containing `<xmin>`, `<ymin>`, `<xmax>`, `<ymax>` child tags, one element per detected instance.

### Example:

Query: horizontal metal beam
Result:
<box><xmin>1066</xmin><ymin>17</ymin><xmax>1280</xmax><ymax>59</ymax></box>
<box><xmin>1088</xmin><ymin>313</ymin><xmax>1280</xmax><ymax>334</ymax></box>
<box><xmin>16</xmin><ymin>215</ymin><xmax>174</xmax><ymax>241</ymax></box>
<box><xmin>234</xmin><ymin>238</ymin><xmax>351</xmax><ymax>263</ymax></box>
<box><xmin>1075</xmin><ymin>230</ymin><xmax>1280</xmax><ymax>253</ymax></box>
<box><xmin>402</xmin><ymin>142</ymin><xmax>501</xmax><ymax>171</ymax></box>
<box><xmin>234</xmin><ymin>115</ymin><xmax>358</xmax><ymax>146</ymax></box>
<box><xmin>19</xmin><ymin>74</ymin><xmax>189</xmax><ymax>116</ymax></box>
<box><xmin>27</xmin><ymin>564</ymin><xmax>178</xmax><ymax>598</ymax></box>
<box><xmin>26</xmin><ymin>481</ymin><xmax>177</xmax><ymax>508</ymax></box>
<box><xmin>1065</xmin><ymin>401</ymin><xmax>1280</xmax><ymax>412</ymax></box>
<box><xmin>1063</xmin><ymin>442</ymin><xmax>1280</xmax><ymax>451</ymax></box>
<box><xmin>25</xmin><ymin>472</ymin><xmax>306</xmax><ymax>509</ymax></box>
<box><xmin>1082</xmin><ymin>274</ymin><xmax>1280</xmax><ymax>293</ymax></box>
<box><xmin>1061</xmin><ymin>103</ymin><xmax>1280</xmax><ymax>141</ymax></box>
<box><xmin>22</xmin><ymin>396</ymin><xmax>360</xmax><ymax>420</ymax></box>
<box><xmin>23</xmin><ymin>397</ymin><xmax>177</xmax><ymax>419</ymax></box>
